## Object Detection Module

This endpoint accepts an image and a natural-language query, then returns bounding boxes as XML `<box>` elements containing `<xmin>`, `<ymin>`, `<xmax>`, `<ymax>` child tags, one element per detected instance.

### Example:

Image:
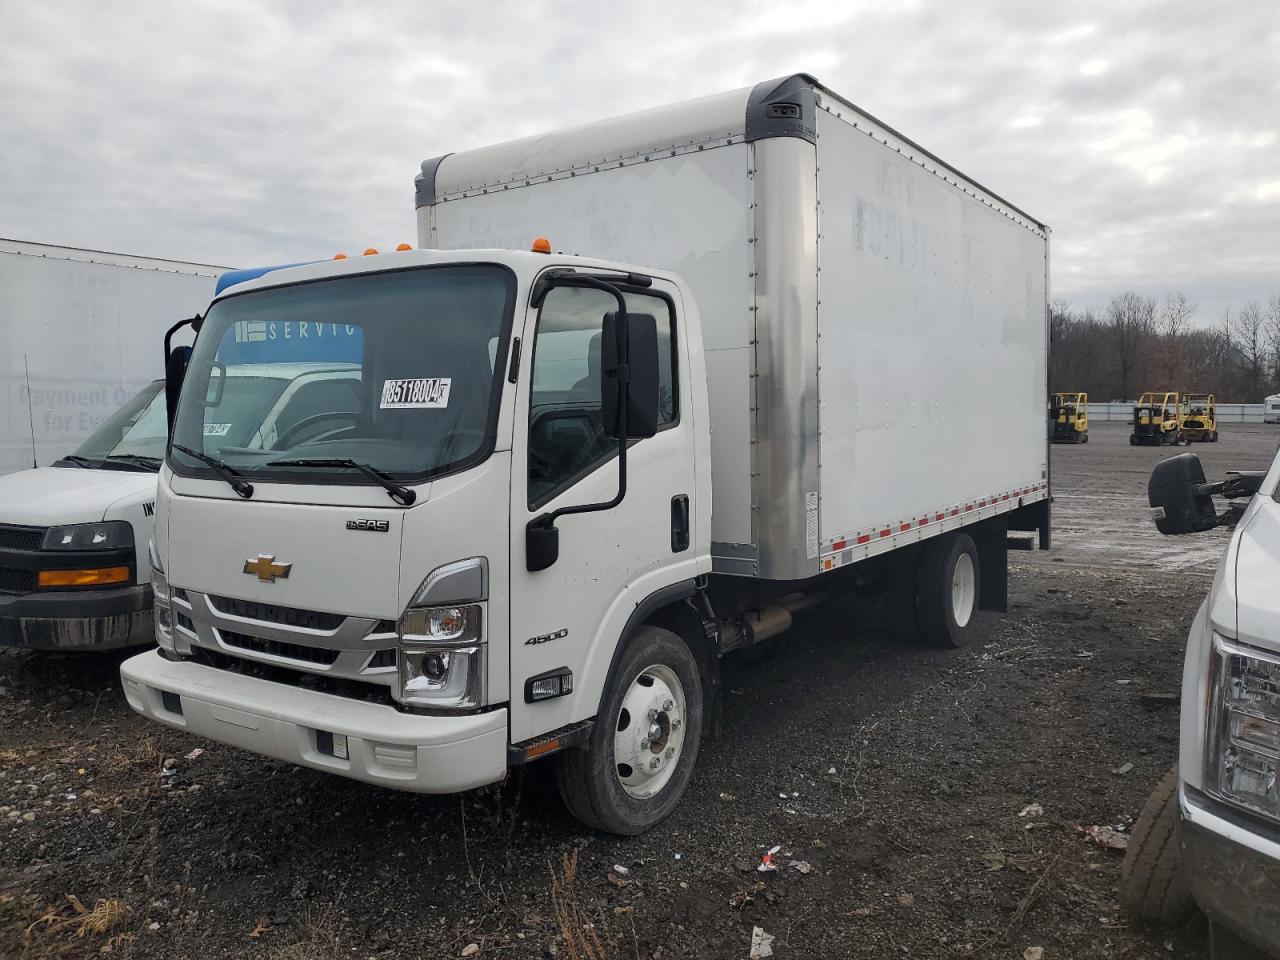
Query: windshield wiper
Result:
<box><xmin>267</xmin><ymin>458</ymin><xmax>416</xmax><ymax>505</ymax></box>
<box><xmin>171</xmin><ymin>444</ymin><xmax>254</xmax><ymax>498</ymax></box>
<box><xmin>104</xmin><ymin>454</ymin><xmax>163</xmax><ymax>472</ymax></box>
<box><xmin>54</xmin><ymin>454</ymin><xmax>103</xmax><ymax>469</ymax></box>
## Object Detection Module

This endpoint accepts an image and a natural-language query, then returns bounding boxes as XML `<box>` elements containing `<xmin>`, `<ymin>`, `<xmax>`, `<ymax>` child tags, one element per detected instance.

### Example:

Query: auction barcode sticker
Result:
<box><xmin>380</xmin><ymin>378</ymin><xmax>451</xmax><ymax>409</ymax></box>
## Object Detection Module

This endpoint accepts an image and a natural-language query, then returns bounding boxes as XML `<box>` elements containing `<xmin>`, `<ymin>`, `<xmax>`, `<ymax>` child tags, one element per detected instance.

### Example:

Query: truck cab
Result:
<box><xmin>121</xmin><ymin>249</ymin><xmax>713</xmax><ymax>831</ymax></box>
<box><xmin>1132</xmin><ymin>391</ymin><xmax>1182</xmax><ymax>446</ymax></box>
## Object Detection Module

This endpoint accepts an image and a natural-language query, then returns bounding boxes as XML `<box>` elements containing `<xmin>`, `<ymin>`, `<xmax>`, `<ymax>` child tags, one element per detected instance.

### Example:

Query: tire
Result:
<box><xmin>915</xmin><ymin>533</ymin><xmax>982</xmax><ymax>648</ymax></box>
<box><xmin>1212</xmin><ymin>431</ymin><xmax>1219</xmax><ymax>443</ymax></box>
<box><xmin>1081</xmin><ymin>432</ymin><xmax>1089</xmax><ymax>444</ymax></box>
<box><xmin>1130</xmin><ymin>435</ymin><xmax>1138</xmax><ymax>446</ymax></box>
<box><xmin>555</xmin><ymin>626</ymin><xmax>702</xmax><ymax>835</ymax></box>
<box><xmin>1120</xmin><ymin>765</ymin><xmax>1195</xmax><ymax>926</ymax></box>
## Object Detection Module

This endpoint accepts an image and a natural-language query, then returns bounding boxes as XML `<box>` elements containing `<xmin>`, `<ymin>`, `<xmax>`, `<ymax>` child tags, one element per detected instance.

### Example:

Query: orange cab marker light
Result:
<box><xmin>38</xmin><ymin>567</ymin><xmax>130</xmax><ymax>589</ymax></box>
<box><xmin>363</xmin><ymin>248</ymin><xmax>379</xmax><ymax>256</ymax></box>
<box><xmin>395</xmin><ymin>243</ymin><xmax>413</xmax><ymax>251</ymax></box>
<box><xmin>333</xmin><ymin>252</ymin><xmax>348</xmax><ymax>260</ymax></box>
<box><xmin>531</xmin><ymin>237</ymin><xmax>552</xmax><ymax>254</ymax></box>
<box><xmin>525</xmin><ymin>738</ymin><xmax>561</xmax><ymax>761</ymax></box>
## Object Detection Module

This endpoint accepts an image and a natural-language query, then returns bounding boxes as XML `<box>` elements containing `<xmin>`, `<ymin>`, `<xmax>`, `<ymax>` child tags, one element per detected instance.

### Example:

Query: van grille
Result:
<box><xmin>209</xmin><ymin>596</ymin><xmax>345</xmax><ymax>631</ymax></box>
<box><xmin>220</xmin><ymin>630</ymin><xmax>341</xmax><ymax>665</ymax></box>
<box><xmin>0</xmin><ymin>524</ymin><xmax>45</xmax><ymax>552</ymax></box>
<box><xmin>0</xmin><ymin>568</ymin><xmax>37</xmax><ymax>594</ymax></box>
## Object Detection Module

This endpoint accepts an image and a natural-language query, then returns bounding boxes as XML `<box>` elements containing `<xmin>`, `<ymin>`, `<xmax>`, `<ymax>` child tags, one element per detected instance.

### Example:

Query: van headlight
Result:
<box><xmin>1208</xmin><ymin>634</ymin><xmax>1280</xmax><ymax>818</ymax></box>
<box><xmin>149</xmin><ymin>540</ymin><xmax>175</xmax><ymax>653</ymax></box>
<box><xmin>397</xmin><ymin>602</ymin><xmax>486</xmax><ymax>710</ymax></box>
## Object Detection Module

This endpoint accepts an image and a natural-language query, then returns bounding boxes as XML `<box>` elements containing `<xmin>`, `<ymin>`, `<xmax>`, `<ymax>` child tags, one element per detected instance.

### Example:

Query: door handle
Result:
<box><xmin>671</xmin><ymin>495</ymin><xmax>689</xmax><ymax>552</ymax></box>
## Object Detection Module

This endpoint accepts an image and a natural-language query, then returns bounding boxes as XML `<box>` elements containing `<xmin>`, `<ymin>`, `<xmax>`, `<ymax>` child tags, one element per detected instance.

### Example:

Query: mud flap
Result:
<box><xmin>972</xmin><ymin>519</ymin><xmax>1008</xmax><ymax>614</ymax></box>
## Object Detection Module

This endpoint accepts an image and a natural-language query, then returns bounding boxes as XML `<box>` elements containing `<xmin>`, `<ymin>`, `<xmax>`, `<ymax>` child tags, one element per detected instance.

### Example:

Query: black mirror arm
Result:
<box><xmin>163</xmin><ymin>314</ymin><xmax>202</xmax><ymax>367</ymax></box>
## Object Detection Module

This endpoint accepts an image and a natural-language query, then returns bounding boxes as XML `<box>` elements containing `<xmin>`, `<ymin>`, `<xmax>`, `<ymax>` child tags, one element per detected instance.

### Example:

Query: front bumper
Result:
<box><xmin>1181</xmin><ymin>785</ymin><xmax>1280</xmax><ymax>957</ymax></box>
<box><xmin>0</xmin><ymin>583</ymin><xmax>152</xmax><ymax>651</ymax></box>
<box><xmin>119</xmin><ymin>649</ymin><xmax>508</xmax><ymax>793</ymax></box>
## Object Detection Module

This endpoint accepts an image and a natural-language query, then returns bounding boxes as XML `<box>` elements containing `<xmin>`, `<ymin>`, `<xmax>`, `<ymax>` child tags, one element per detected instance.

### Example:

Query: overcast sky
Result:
<box><xmin>2</xmin><ymin>0</ymin><xmax>1276</xmax><ymax>325</ymax></box>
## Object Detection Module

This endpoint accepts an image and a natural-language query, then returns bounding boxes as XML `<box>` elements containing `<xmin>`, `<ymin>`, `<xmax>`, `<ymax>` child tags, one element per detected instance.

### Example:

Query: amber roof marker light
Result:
<box><xmin>531</xmin><ymin>237</ymin><xmax>552</xmax><ymax>254</ymax></box>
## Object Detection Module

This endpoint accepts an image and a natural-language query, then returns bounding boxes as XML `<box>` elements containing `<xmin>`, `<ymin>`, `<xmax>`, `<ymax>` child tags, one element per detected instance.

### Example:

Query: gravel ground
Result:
<box><xmin>2</xmin><ymin>423</ymin><xmax>1277</xmax><ymax>959</ymax></box>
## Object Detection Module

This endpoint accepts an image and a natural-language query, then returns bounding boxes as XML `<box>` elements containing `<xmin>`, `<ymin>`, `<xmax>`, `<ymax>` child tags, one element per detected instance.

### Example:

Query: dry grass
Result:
<box><xmin>548</xmin><ymin>848</ymin><xmax>612</xmax><ymax>960</ymax></box>
<box><xmin>99</xmin><ymin>736</ymin><xmax>164</xmax><ymax>776</ymax></box>
<box><xmin>25</xmin><ymin>895</ymin><xmax>132</xmax><ymax>943</ymax></box>
<box><xmin>268</xmin><ymin>905</ymin><xmax>346</xmax><ymax>960</ymax></box>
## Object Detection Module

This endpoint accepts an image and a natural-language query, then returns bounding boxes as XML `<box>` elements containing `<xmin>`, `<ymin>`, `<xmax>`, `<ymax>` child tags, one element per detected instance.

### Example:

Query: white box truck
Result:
<box><xmin>120</xmin><ymin>75</ymin><xmax>1050</xmax><ymax>833</ymax></box>
<box><xmin>0</xmin><ymin>240</ymin><xmax>225</xmax><ymax>649</ymax></box>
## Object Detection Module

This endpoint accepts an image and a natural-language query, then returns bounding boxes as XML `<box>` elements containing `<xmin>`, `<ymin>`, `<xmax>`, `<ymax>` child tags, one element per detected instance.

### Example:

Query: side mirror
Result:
<box><xmin>526</xmin><ymin>517</ymin><xmax>560</xmax><ymax>572</ymax></box>
<box><xmin>601</xmin><ymin>311</ymin><xmax>659</xmax><ymax>439</ymax></box>
<box><xmin>165</xmin><ymin>345</ymin><xmax>191</xmax><ymax>433</ymax></box>
<box><xmin>1148</xmin><ymin>453</ymin><xmax>1218</xmax><ymax>535</ymax></box>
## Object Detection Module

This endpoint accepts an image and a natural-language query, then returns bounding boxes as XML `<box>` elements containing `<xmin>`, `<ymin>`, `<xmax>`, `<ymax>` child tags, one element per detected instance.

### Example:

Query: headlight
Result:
<box><xmin>149</xmin><ymin>540</ymin><xmax>175</xmax><ymax>653</ymax></box>
<box><xmin>1208</xmin><ymin>634</ymin><xmax>1280</xmax><ymax>818</ymax></box>
<box><xmin>397</xmin><ymin>602</ymin><xmax>485</xmax><ymax>710</ymax></box>
<box><xmin>42</xmin><ymin>521</ymin><xmax>133</xmax><ymax>551</ymax></box>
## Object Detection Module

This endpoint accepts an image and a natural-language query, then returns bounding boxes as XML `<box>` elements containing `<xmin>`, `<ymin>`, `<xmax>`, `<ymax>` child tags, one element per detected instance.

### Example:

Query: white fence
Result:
<box><xmin>1084</xmin><ymin>402</ymin><xmax>1270</xmax><ymax>423</ymax></box>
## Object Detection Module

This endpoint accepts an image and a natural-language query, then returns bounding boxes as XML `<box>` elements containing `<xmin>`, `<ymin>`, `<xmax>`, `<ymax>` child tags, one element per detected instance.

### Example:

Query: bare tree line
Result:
<box><xmin>1050</xmin><ymin>292</ymin><xmax>1280</xmax><ymax>402</ymax></box>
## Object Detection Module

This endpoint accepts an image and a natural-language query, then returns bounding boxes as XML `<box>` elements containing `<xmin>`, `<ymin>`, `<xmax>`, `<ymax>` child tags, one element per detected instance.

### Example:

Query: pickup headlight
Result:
<box><xmin>1208</xmin><ymin>634</ymin><xmax>1280</xmax><ymax>818</ymax></box>
<box><xmin>148</xmin><ymin>540</ymin><xmax>175</xmax><ymax>653</ymax></box>
<box><xmin>398</xmin><ymin>603</ymin><xmax>486</xmax><ymax>710</ymax></box>
<box><xmin>42</xmin><ymin>521</ymin><xmax>133</xmax><ymax>551</ymax></box>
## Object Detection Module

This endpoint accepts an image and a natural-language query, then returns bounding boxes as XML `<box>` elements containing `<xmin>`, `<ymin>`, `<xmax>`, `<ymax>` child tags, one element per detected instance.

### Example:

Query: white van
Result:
<box><xmin>1264</xmin><ymin>394</ymin><xmax>1280</xmax><ymax>424</ymax></box>
<box><xmin>0</xmin><ymin>363</ymin><xmax>360</xmax><ymax>650</ymax></box>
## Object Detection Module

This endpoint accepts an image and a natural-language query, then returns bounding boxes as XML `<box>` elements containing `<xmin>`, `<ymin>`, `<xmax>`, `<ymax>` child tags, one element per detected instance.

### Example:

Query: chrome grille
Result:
<box><xmin>221</xmin><ymin>630</ymin><xmax>341</xmax><ymax>665</ymax></box>
<box><xmin>208</xmin><ymin>595</ymin><xmax>345</xmax><ymax>631</ymax></box>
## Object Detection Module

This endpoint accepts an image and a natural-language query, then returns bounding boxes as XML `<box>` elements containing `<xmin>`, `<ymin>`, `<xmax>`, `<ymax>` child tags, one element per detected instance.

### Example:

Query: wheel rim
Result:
<box><xmin>613</xmin><ymin>663</ymin><xmax>686</xmax><ymax>800</ymax></box>
<box><xmin>951</xmin><ymin>552</ymin><xmax>976</xmax><ymax>628</ymax></box>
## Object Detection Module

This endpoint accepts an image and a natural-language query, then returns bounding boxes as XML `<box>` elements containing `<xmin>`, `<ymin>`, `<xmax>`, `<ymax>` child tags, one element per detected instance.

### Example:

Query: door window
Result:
<box><xmin>527</xmin><ymin>286</ymin><xmax>677</xmax><ymax>508</ymax></box>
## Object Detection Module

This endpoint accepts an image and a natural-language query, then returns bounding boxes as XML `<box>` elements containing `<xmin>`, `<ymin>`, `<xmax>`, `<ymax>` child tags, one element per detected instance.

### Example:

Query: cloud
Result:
<box><xmin>0</xmin><ymin>0</ymin><xmax>1276</xmax><ymax>325</ymax></box>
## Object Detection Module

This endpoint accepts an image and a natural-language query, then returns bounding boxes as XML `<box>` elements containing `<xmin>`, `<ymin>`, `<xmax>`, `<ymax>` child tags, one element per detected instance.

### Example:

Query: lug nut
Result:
<box><xmin>664</xmin><ymin>747</ymin><xmax>674</xmax><ymax>758</ymax></box>
<box><xmin>663</xmin><ymin>699</ymin><xmax>673</xmax><ymax>711</ymax></box>
<box><xmin>650</xmin><ymin>758</ymin><xmax>660</xmax><ymax>769</ymax></box>
<box><xmin>640</xmin><ymin>739</ymin><xmax>650</xmax><ymax>750</ymax></box>
<box><xmin>648</xmin><ymin>708</ymin><xmax>659</xmax><ymax>721</ymax></box>
<box><xmin>672</xmin><ymin>719</ymin><xmax>682</xmax><ymax>730</ymax></box>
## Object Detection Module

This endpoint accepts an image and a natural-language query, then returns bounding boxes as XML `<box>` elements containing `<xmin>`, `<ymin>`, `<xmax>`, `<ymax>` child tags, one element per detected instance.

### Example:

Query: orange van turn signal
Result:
<box><xmin>38</xmin><ymin>567</ymin><xmax>130</xmax><ymax>589</ymax></box>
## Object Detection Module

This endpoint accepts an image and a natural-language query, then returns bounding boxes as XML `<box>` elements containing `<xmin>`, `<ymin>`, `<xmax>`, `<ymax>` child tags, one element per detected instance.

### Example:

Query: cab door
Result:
<box><xmin>506</xmin><ymin>278</ymin><xmax>700</xmax><ymax>744</ymax></box>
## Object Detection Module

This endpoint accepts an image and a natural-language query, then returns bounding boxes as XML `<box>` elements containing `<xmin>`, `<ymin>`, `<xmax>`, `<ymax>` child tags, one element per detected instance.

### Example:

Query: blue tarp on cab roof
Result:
<box><xmin>214</xmin><ymin>262</ymin><xmax>316</xmax><ymax>295</ymax></box>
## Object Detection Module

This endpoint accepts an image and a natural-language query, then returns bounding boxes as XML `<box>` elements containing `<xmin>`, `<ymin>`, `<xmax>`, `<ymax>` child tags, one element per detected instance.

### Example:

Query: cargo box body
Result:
<box><xmin>417</xmin><ymin>75</ymin><xmax>1049</xmax><ymax>581</ymax></box>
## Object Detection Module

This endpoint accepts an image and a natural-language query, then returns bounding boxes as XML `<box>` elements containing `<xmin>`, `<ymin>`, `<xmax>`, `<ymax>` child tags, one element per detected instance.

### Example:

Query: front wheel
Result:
<box><xmin>556</xmin><ymin>626</ymin><xmax>702</xmax><ymax>835</ymax></box>
<box><xmin>1081</xmin><ymin>431</ymin><xmax>1089</xmax><ymax>444</ymax></box>
<box><xmin>1120</xmin><ymin>765</ymin><xmax>1195</xmax><ymax>926</ymax></box>
<box><xmin>1130</xmin><ymin>435</ymin><xmax>1139</xmax><ymax>446</ymax></box>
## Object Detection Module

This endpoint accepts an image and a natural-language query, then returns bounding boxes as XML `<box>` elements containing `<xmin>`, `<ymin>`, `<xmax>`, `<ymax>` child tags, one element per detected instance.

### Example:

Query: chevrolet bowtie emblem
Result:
<box><xmin>243</xmin><ymin>554</ymin><xmax>292</xmax><ymax>583</ymax></box>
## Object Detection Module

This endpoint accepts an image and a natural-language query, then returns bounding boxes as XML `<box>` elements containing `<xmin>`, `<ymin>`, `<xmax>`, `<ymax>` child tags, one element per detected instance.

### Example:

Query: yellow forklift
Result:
<box><xmin>1049</xmin><ymin>392</ymin><xmax>1089</xmax><ymax>443</ymax></box>
<box><xmin>1131</xmin><ymin>391</ymin><xmax>1182</xmax><ymax>446</ymax></box>
<box><xmin>1180</xmin><ymin>393</ymin><xmax>1218</xmax><ymax>442</ymax></box>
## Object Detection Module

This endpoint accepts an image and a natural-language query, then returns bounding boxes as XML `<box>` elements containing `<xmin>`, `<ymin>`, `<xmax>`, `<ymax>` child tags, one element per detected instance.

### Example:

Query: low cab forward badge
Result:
<box><xmin>243</xmin><ymin>554</ymin><xmax>292</xmax><ymax>583</ymax></box>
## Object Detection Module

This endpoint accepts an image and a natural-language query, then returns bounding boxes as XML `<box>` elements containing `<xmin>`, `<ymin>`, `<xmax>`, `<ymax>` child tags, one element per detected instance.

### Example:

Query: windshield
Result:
<box><xmin>170</xmin><ymin>265</ymin><xmax>515</xmax><ymax>483</ymax></box>
<box><xmin>64</xmin><ymin>381</ymin><xmax>167</xmax><ymax>469</ymax></box>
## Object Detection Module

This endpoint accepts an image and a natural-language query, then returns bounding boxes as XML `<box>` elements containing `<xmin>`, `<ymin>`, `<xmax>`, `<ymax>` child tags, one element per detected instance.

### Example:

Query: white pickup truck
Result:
<box><xmin>1123</xmin><ymin>452</ymin><xmax>1280</xmax><ymax>957</ymax></box>
<box><xmin>120</xmin><ymin>75</ymin><xmax>1051</xmax><ymax>833</ymax></box>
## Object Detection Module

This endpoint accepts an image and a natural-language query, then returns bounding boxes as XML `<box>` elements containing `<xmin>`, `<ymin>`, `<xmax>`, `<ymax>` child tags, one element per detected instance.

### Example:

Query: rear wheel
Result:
<box><xmin>1130</xmin><ymin>435</ymin><xmax>1138</xmax><ymax>446</ymax></box>
<box><xmin>555</xmin><ymin>626</ymin><xmax>702</xmax><ymax>835</ymax></box>
<box><xmin>1120</xmin><ymin>765</ymin><xmax>1195</xmax><ymax>926</ymax></box>
<box><xmin>915</xmin><ymin>533</ymin><xmax>982</xmax><ymax>648</ymax></box>
<box><xmin>1081</xmin><ymin>431</ymin><xmax>1089</xmax><ymax>444</ymax></box>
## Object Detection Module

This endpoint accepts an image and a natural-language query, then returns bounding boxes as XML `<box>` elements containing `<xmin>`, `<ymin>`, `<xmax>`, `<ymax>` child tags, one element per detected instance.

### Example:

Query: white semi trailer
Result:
<box><xmin>121</xmin><ymin>75</ymin><xmax>1050</xmax><ymax>833</ymax></box>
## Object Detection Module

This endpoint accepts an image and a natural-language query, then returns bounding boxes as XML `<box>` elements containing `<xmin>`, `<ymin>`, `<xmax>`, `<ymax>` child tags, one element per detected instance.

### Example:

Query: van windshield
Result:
<box><xmin>61</xmin><ymin>381</ymin><xmax>168</xmax><ymax>471</ymax></box>
<box><xmin>169</xmin><ymin>265</ymin><xmax>515</xmax><ymax>484</ymax></box>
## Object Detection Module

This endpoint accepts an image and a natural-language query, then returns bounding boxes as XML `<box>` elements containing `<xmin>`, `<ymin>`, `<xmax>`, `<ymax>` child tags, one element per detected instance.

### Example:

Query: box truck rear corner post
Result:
<box><xmin>121</xmin><ymin>75</ymin><xmax>1050</xmax><ymax>834</ymax></box>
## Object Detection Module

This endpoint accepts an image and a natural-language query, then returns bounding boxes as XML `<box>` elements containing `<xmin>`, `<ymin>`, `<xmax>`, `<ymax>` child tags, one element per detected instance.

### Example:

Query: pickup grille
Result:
<box><xmin>0</xmin><ymin>568</ymin><xmax>37</xmax><ymax>594</ymax></box>
<box><xmin>220</xmin><ymin>629</ymin><xmax>341</xmax><ymax>665</ymax></box>
<box><xmin>0</xmin><ymin>524</ymin><xmax>45</xmax><ymax>552</ymax></box>
<box><xmin>208</xmin><ymin>595</ymin><xmax>345</xmax><ymax>631</ymax></box>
